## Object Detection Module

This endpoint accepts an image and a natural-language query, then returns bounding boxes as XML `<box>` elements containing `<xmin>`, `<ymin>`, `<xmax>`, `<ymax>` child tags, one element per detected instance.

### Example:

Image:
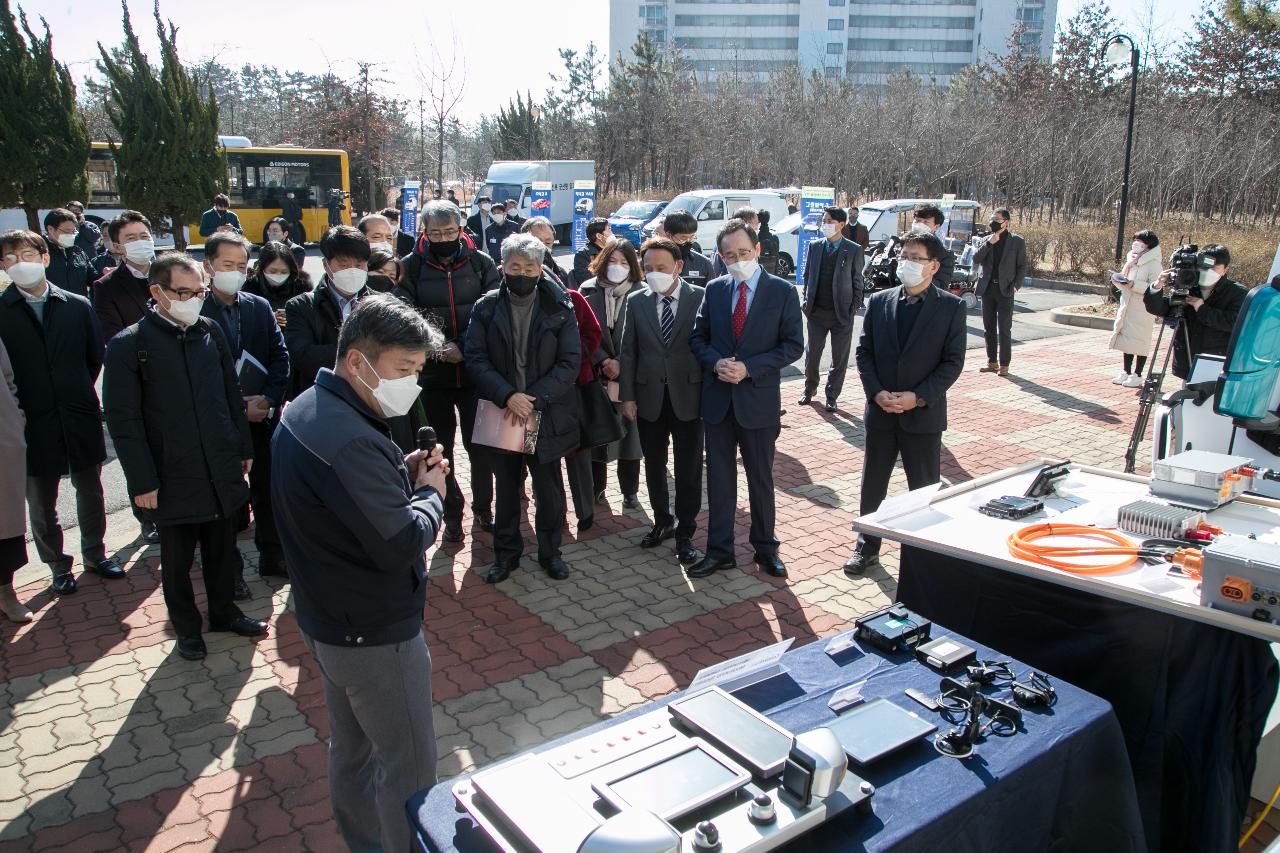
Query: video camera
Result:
<box><xmin>1165</xmin><ymin>243</ymin><xmax>1211</xmax><ymax>312</ymax></box>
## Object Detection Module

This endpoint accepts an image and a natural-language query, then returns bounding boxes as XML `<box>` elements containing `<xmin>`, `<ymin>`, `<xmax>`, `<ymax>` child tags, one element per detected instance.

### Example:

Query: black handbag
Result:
<box><xmin>577</xmin><ymin>380</ymin><xmax>624</xmax><ymax>449</ymax></box>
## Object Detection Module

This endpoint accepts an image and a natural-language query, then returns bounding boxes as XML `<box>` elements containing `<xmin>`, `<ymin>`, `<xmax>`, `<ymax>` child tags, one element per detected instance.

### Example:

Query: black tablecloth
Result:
<box><xmin>409</xmin><ymin>625</ymin><xmax>1145</xmax><ymax>852</ymax></box>
<box><xmin>896</xmin><ymin>544</ymin><xmax>1278</xmax><ymax>853</ymax></box>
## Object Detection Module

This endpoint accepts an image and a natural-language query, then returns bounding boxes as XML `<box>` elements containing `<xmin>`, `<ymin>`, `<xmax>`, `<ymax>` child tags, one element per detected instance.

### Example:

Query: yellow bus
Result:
<box><xmin>79</xmin><ymin>136</ymin><xmax>351</xmax><ymax>245</ymax></box>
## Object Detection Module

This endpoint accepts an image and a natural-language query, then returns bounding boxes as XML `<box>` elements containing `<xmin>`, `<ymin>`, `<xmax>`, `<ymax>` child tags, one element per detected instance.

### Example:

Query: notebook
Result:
<box><xmin>474</xmin><ymin>399</ymin><xmax>540</xmax><ymax>454</ymax></box>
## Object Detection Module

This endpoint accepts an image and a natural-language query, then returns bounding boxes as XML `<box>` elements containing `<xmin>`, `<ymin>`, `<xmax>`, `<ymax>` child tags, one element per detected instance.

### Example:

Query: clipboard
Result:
<box><xmin>236</xmin><ymin>350</ymin><xmax>269</xmax><ymax>396</ymax></box>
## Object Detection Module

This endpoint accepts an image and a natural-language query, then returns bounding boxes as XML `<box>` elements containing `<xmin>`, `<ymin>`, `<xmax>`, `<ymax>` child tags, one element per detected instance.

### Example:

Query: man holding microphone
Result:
<box><xmin>272</xmin><ymin>294</ymin><xmax>448</xmax><ymax>853</ymax></box>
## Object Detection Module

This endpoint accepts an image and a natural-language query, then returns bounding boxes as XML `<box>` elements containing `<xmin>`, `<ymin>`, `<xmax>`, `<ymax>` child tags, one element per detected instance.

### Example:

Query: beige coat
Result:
<box><xmin>1109</xmin><ymin>247</ymin><xmax>1162</xmax><ymax>356</ymax></box>
<box><xmin>0</xmin><ymin>338</ymin><xmax>26</xmax><ymax>540</ymax></box>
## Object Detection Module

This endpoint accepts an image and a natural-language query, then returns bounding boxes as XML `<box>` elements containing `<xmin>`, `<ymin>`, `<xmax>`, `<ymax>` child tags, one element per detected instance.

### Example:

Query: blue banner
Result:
<box><xmin>400</xmin><ymin>180</ymin><xmax>421</xmax><ymax>238</ymax></box>
<box><xmin>794</xmin><ymin>185</ymin><xmax>835</xmax><ymax>283</ymax></box>
<box><xmin>572</xmin><ymin>180</ymin><xmax>596</xmax><ymax>252</ymax></box>
<box><xmin>531</xmin><ymin>181</ymin><xmax>552</xmax><ymax>222</ymax></box>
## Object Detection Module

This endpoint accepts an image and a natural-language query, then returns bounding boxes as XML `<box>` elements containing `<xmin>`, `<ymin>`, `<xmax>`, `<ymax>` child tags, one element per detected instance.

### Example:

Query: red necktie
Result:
<box><xmin>732</xmin><ymin>281</ymin><xmax>748</xmax><ymax>340</ymax></box>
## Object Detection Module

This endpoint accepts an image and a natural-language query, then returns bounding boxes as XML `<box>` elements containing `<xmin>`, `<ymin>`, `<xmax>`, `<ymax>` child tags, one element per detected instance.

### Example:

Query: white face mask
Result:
<box><xmin>330</xmin><ymin>267</ymin><xmax>367</xmax><ymax>296</ymax></box>
<box><xmin>369</xmin><ymin>241</ymin><xmax>393</xmax><ymax>254</ymax></box>
<box><xmin>8</xmin><ymin>262</ymin><xmax>46</xmax><ymax>289</ymax></box>
<box><xmin>357</xmin><ymin>352</ymin><xmax>421</xmax><ymax>418</ymax></box>
<box><xmin>820</xmin><ymin>223</ymin><xmax>838</xmax><ymax>238</ymax></box>
<box><xmin>898</xmin><ymin>259</ymin><xmax>927</xmax><ymax>287</ymax></box>
<box><xmin>605</xmin><ymin>263</ymin><xmax>630</xmax><ymax>284</ymax></box>
<box><xmin>211</xmin><ymin>270</ymin><xmax>246</xmax><ymax>296</ymax></box>
<box><xmin>124</xmin><ymin>238</ymin><xmax>155</xmax><ymax>264</ymax></box>
<box><xmin>491</xmin><ymin>213</ymin><xmax>506</xmax><ymax>225</ymax></box>
<box><xmin>1130</xmin><ymin>241</ymin><xmax>1145</xmax><ymax>254</ymax></box>
<box><xmin>267</xmin><ymin>231</ymin><xmax>286</xmax><ymax>242</ymax></box>
<box><xmin>265</xmin><ymin>272</ymin><xmax>290</xmax><ymax>287</ymax></box>
<box><xmin>1199</xmin><ymin>269</ymin><xmax>1222</xmax><ymax>289</ymax></box>
<box><xmin>162</xmin><ymin>292</ymin><xmax>204</xmax><ymax>326</ymax></box>
<box><xmin>645</xmin><ymin>271</ymin><xmax>674</xmax><ymax>294</ymax></box>
<box><xmin>54</xmin><ymin>232</ymin><xmax>75</xmax><ymax>249</ymax></box>
<box><xmin>727</xmin><ymin>259</ymin><xmax>759</xmax><ymax>281</ymax></box>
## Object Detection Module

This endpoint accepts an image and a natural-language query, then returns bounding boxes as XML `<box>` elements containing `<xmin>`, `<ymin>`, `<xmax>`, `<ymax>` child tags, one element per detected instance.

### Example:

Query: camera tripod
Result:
<box><xmin>1123</xmin><ymin>309</ymin><xmax>1194</xmax><ymax>474</ymax></box>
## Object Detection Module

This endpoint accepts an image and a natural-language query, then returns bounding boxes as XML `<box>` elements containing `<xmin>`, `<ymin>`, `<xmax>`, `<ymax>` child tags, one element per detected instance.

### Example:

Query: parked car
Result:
<box><xmin>608</xmin><ymin>199</ymin><xmax>668</xmax><ymax>247</ymax></box>
<box><xmin>641</xmin><ymin>189</ymin><xmax>791</xmax><ymax>250</ymax></box>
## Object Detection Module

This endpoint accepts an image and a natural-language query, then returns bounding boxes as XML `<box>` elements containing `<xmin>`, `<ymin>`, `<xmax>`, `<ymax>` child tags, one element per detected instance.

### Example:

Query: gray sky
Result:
<box><xmin>24</xmin><ymin>0</ymin><xmax>1209</xmax><ymax>127</ymax></box>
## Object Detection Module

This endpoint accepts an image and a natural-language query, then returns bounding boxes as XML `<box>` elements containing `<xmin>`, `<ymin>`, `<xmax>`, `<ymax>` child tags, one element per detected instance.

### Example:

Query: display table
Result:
<box><xmin>409</xmin><ymin>626</ymin><xmax>1145</xmax><ymax>852</ymax></box>
<box><xmin>853</xmin><ymin>459</ymin><xmax>1280</xmax><ymax>853</ymax></box>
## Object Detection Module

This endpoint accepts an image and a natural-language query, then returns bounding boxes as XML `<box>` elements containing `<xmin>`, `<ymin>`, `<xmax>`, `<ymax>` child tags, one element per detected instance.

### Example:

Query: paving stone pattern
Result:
<box><xmin>0</xmin><ymin>328</ymin><xmax>1168</xmax><ymax>850</ymax></box>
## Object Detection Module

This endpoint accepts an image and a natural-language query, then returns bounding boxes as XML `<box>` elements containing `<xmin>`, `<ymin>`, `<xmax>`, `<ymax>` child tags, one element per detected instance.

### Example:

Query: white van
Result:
<box><xmin>854</xmin><ymin>198</ymin><xmax>981</xmax><ymax>246</ymax></box>
<box><xmin>641</xmin><ymin>189</ymin><xmax>791</xmax><ymax>250</ymax></box>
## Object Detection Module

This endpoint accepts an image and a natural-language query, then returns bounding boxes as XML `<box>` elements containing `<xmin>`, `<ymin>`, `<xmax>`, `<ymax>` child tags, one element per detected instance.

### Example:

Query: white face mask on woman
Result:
<box><xmin>605</xmin><ymin>263</ymin><xmax>630</xmax><ymax>284</ymax></box>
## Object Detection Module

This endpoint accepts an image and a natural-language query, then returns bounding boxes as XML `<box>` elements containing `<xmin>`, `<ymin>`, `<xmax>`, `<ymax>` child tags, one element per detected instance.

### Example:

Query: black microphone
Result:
<box><xmin>416</xmin><ymin>426</ymin><xmax>437</xmax><ymax>452</ymax></box>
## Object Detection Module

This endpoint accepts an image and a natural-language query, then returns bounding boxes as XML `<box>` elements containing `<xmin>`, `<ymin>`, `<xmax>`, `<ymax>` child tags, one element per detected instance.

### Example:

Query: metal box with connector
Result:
<box><xmin>1199</xmin><ymin>535</ymin><xmax>1280</xmax><ymax>621</ymax></box>
<box><xmin>1151</xmin><ymin>450</ymin><xmax>1255</xmax><ymax>509</ymax></box>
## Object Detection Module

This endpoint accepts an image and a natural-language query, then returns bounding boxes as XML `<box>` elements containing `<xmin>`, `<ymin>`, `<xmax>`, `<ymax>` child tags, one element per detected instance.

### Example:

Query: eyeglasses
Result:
<box><xmin>720</xmin><ymin>249</ymin><xmax>756</xmax><ymax>263</ymax></box>
<box><xmin>3</xmin><ymin>250</ymin><xmax>45</xmax><ymax>263</ymax></box>
<box><xmin>426</xmin><ymin>228</ymin><xmax>460</xmax><ymax>240</ymax></box>
<box><xmin>901</xmin><ymin>254</ymin><xmax>932</xmax><ymax>263</ymax></box>
<box><xmin>162</xmin><ymin>285</ymin><xmax>209</xmax><ymax>301</ymax></box>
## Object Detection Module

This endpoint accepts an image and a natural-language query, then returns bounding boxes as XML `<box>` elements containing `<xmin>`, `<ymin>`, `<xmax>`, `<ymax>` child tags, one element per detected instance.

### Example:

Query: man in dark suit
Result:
<box><xmin>843</xmin><ymin>207</ymin><xmax>870</xmax><ymax>251</ymax></box>
<box><xmin>201</xmin><ymin>233</ymin><xmax>291</xmax><ymax>585</ymax></box>
<box><xmin>93</xmin><ymin>211</ymin><xmax>157</xmax><ymax>342</ymax></box>
<box><xmin>800</xmin><ymin>206</ymin><xmax>864</xmax><ymax>412</ymax></box>
<box><xmin>465</xmin><ymin>195</ymin><xmax>495</xmax><ymax>248</ymax></box>
<box><xmin>42</xmin><ymin>208</ymin><xmax>94</xmax><ymax>298</ymax></box>
<box><xmin>843</xmin><ymin>232</ymin><xmax>967</xmax><ymax>576</ymax></box>
<box><xmin>709</xmin><ymin>207</ymin><xmax>759</xmax><ymax>278</ymax></box>
<box><xmin>688</xmin><ymin>221</ymin><xmax>804</xmax><ymax>579</ymax></box>
<box><xmin>912</xmin><ymin>204</ymin><xmax>954</xmax><ymax>287</ymax></box>
<box><xmin>659</xmin><ymin>211</ymin><xmax>716</xmax><ymax>288</ymax></box>
<box><xmin>620</xmin><ymin>238</ymin><xmax>705</xmax><ymax>565</ymax></box>
<box><xmin>0</xmin><ymin>230</ymin><xmax>123</xmax><ymax>593</ymax></box>
<box><xmin>284</xmin><ymin>226</ymin><xmax>372</xmax><ymax>398</ymax></box>
<box><xmin>973</xmin><ymin>207</ymin><xmax>1028</xmax><ymax>376</ymax></box>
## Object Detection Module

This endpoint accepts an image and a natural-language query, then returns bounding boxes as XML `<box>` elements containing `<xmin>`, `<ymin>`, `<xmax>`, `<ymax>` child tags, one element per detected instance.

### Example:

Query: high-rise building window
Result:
<box><xmin>827</xmin><ymin>42</ymin><xmax>845</xmax><ymax>53</ymax></box>
<box><xmin>850</xmin><ymin>14</ymin><xmax>975</xmax><ymax>29</ymax></box>
<box><xmin>829</xmin><ymin>0</ymin><xmax>847</xmax><ymax>6</ymax></box>
<box><xmin>675</xmin><ymin>14</ymin><xmax>801</xmax><ymax>26</ymax></box>
<box><xmin>849</xmin><ymin>37</ymin><xmax>973</xmax><ymax>52</ymax></box>
<box><xmin>828</xmin><ymin>18</ymin><xmax>845</xmax><ymax>29</ymax></box>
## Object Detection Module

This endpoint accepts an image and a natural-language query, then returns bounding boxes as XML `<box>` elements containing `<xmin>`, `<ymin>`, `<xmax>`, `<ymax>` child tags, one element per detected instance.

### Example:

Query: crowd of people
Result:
<box><xmin>0</xmin><ymin>188</ymin><xmax>1250</xmax><ymax>852</ymax></box>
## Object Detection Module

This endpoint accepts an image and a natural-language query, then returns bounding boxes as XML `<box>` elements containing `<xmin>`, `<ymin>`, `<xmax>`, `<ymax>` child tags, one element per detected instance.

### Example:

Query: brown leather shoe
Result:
<box><xmin>998</xmin><ymin>366</ymin><xmax>1010</xmax><ymax>377</ymax></box>
<box><xmin>979</xmin><ymin>362</ymin><xmax>999</xmax><ymax>373</ymax></box>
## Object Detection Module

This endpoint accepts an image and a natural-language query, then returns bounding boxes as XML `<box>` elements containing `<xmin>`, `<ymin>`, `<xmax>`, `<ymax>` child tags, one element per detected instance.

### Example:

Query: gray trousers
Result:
<box><xmin>26</xmin><ymin>465</ymin><xmax>107</xmax><ymax>574</ymax></box>
<box><xmin>804</xmin><ymin>308</ymin><xmax>855</xmax><ymax>402</ymax></box>
<box><xmin>303</xmin><ymin>631</ymin><xmax>438</xmax><ymax>853</ymax></box>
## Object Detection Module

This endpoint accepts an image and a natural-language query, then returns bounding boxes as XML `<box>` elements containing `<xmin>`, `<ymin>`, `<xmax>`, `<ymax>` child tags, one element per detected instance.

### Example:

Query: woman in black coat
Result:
<box><xmin>260</xmin><ymin>218</ymin><xmax>306</xmax><ymax>268</ymax></box>
<box><xmin>246</xmin><ymin>240</ymin><xmax>314</xmax><ymax>324</ymax></box>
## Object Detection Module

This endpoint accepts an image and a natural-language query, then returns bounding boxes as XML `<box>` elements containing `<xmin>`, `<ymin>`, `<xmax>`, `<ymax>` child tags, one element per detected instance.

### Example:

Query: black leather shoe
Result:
<box><xmin>177</xmin><ymin>635</ymin><xmax>207</xmax><ymax>660</ymax></box>
<box><xmin>51</xmin><ymin>571</ymin><xmax>77</xmax><ymax>595</ymax></box>
<box><xmin>754</xmin><ymin>553</ymin><xmax>788</xmax><ymax>578</ymax></box>
<box><xmin>475</xmin><ymin>512</ymin><xmax>494</xmax><ymax>533</ymax></box>
<box><xmin>577</xmin><ymin>516</ymin><xmax>594</xmax><ymax>532</ymax></box>
<box><xmin>442</xmin><ymin>522</ymin><xmax>465</xmax><ymax>543</ymax></box>
<box><xmin>623</xmin><ymin>494</ymin><xmax>641</xmax><ymax>509</ymax></box>
<box><xmin>539</xmin><ymin>556</ymin><xmax>572</xmax><ymax>580</ymax></box>
<box><xmin>640</xmin><ymin>524</ymin><xmax>674</xmax><ymax>548</ymax></box>
<box><xmin>798</xmin><ymin>393</ymin><xmax>813</xmax><ymax>405</ymax></box>
<box><xmin>675</xmin><ymin>538</ymin><xmax>700</xmax><ymax>565</ymax></box>
<box><xmin>825</xmin><ymin>400</ymin><xmax>838</xmax><ymax>413</ymax></box>
<box><xmin>842</xmin><ymin>552</ymin><xmax>880</xmax><ymax>576</ymax></box>
<box><xmin>91</xmin><ymin>558</ymin><xmax>125</xmax><ymax>579</ymax></box>
<box><xmin>258</xmin><ymin>562</ymin><xmax>288</xmax><ymax>578</ymax></box>
<box><xmin>232</xmin><ymin>576</ymin><xmax>252</xmax><ymax>601</ymax></box>
<box><xmin>140</xmin><ymin>522</ymin><xmax>160</xmax><ymax>544</ymax></box>
<box><xmin>485</xmin><ymin>559</ymin><xmax>517</xmax><ymax>584</ymax></box>
<box><xmin>210</xmin><ymin>615</ymin><xmax>268</xmax><ymax>637</ymax></box>
<box><xmin>687</xmin><ymin>556</ymin><xmax>735</xmax><ymax>579</ymax></box>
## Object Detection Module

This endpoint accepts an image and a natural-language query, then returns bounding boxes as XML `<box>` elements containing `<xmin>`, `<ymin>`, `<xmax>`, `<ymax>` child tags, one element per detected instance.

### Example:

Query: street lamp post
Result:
<box><xmin>1104</xmin><ymin>34</ymin><xmax>1140</xmax><ymax>265</ymax></box>
<box><xmin>527</xmin><ymin>105</ymin><xmax>542</xmax><ymax>160</ymax></box>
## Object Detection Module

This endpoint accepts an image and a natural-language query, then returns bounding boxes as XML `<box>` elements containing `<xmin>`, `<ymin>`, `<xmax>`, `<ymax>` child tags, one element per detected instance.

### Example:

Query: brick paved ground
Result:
<box><xmin>0</xmin><ymin>324</ymin><xmax>1254</xmax><ymax>851</ymax></box>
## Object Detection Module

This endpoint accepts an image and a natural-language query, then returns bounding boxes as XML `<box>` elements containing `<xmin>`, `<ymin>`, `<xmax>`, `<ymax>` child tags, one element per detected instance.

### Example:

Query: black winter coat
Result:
<box><xmin>244</xmin><ymin>270</ymin><xmax>313</xmax><ymax>312</ymax></box>
<box><xmin>103</xmin><ymin>312</ymin><xmax>251</xmax><ymax>525</ymax></box>
<box><xmin>393</xmin><ymin>233</ymin><xmax>500</xmax><ymax>389</ymax></box>
<box><xmin>283</xmin><ymin>278</ymin><xmax>368</xmax><ymax>399</ymax></box>
<box><xmin>463</xmin><ymin>275</ymin><xmax>581</xmax><ymax>463</ymax></box>
<box><xmin>1143</xmin><ymin>276</ymin><xmax>1249</xmax><ymax>380</ymax></box>
<box><xmin>0</xmin><ymin>284</ymin><xmax>106</xmax><ymax>477</ymax></box>
<box><xmin>46</xmin><ymin>244</ymin><xmax>94</xmax><ymax>298</ymax></box>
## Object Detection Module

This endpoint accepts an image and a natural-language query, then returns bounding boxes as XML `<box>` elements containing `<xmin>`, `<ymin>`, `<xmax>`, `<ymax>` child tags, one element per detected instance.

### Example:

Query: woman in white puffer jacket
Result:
<box><xmin>1108</xmin><ymin>230</ymin><xmax>1162</xmax><ymax>388</ymax></box>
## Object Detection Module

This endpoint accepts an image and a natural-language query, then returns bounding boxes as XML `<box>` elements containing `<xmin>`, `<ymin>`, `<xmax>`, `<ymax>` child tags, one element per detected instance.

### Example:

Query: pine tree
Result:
<box><xmin>0</xmin><ymin>0</ymin><xmax>90</xmax><ymax>230</ymax></box>
<box><xmin>96</xmin><ymin>0</ymin><xmax>225</xmax><ymax>250</ymax></box>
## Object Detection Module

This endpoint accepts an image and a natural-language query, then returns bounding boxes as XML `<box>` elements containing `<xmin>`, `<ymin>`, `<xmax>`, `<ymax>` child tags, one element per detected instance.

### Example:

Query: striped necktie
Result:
<box><xmin>660</xmin><ymin>295</ymin><xmax>675</xmax><ymax>345</ymax></box>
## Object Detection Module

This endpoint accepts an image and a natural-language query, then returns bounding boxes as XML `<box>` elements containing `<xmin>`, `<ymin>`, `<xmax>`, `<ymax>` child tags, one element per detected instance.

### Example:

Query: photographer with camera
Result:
<box><xmin>1142</xmin><ymin>244</ymin><xmax>1247</xmax><ymax>381</ymax></box>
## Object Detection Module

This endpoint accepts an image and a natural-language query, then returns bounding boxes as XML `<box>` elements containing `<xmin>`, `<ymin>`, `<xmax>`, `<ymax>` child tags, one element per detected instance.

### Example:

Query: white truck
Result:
<box><xmin>473</xmin><ymin>160</ymin><xmax>595</xmax><ymax>243</ymax></box>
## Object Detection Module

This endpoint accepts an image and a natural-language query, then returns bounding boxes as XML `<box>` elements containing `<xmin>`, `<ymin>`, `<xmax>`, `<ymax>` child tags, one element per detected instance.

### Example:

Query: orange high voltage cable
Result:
<box><xmin>1006</xmin><ymin>524</ymin><xmax>1142</xmax><ymax>575</ymax></box>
